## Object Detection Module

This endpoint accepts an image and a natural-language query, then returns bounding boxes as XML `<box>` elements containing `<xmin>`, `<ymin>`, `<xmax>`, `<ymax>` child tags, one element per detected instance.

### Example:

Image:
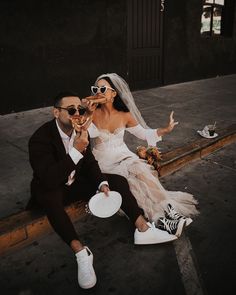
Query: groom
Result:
<box><xmin>27</xmin><ymin>92</ymin><xmax>177</xmax><ymax>289</ymax></box>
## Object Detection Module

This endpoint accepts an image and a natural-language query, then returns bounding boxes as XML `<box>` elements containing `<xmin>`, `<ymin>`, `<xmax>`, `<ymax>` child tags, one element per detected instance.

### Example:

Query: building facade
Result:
<box><xmin>1</xmin><ymin>0</ymin><xmax>235</xmax><ymax>114</ymax></box>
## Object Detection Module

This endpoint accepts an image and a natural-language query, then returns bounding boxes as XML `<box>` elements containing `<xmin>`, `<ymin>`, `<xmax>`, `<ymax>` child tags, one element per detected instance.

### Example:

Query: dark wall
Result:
<box><xmin>1</xmin><ymin>0</ymin><xmax>236</xmax><ymax>114</ymax></box>
<box><xmin>0</xmin><ymin>0</ymin><xmax>127</xmax><ymax>114</ymax></box>
<box><xmin>163</xmin><ymin>0</ymin><xmax>236</xmax><ymax>84</ymax></box>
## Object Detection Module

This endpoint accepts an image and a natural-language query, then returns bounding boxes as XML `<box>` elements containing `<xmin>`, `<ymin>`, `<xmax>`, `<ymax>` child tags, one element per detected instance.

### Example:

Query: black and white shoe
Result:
<box><xmin>165</xmin><ymin>203</ymin><xmax>193</xmax><ymax>227</ymax></box>
<box><xmin>157</xmin><ymin>217</ymin><xmax>185</xmax><ymax>237</ymax></box>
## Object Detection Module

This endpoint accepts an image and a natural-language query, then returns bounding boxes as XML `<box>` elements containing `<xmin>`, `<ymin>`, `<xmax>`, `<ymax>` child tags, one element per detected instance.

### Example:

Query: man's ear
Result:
<box><xmin>53</xmin><ymin>107</ymin><xmax>59</xmax><ymax>118</ymax></box>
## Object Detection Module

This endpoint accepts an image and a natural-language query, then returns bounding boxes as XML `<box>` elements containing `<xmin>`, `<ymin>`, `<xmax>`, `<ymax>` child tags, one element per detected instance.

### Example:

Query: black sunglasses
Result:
<box><xmin>56</xmin><ymin>106</ymin><xmax>87</xmax><ymax>116</ymax></box>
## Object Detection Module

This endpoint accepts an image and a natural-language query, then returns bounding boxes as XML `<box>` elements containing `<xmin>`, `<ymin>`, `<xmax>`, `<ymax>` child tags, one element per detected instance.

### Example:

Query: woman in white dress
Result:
<box><xmin>85</xmin><ymin>73</ymin><xmax>198</xmax><ymax>235</ymax></box>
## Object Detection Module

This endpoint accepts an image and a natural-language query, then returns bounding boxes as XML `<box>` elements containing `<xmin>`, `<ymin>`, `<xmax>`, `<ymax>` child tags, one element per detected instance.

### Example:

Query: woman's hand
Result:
<box><xmin>82</xmin><ymin>97</ymin><xmax>98</xmax><ymax>115</ymax></box>
<box><xmin>166</xmin><ymin>111</ymin><xmax>179</xmax><ymax>133</ymax></box>
<box><xmin>156</xmin><ymin>111</ymin><xmax>179</xmax><ymax>137</ymax></box>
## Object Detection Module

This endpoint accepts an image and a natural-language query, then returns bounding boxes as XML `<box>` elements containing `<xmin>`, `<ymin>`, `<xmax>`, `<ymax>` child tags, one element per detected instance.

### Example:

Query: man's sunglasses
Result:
<box><xmin>56</xmin><ymin>106</ymin><xmax>87</xmax><ymax>116</ymax></box>
<box><xmin>91</xmin><ymin>85</ymin><xmax>114</xmax><ymax>95</ymax></box>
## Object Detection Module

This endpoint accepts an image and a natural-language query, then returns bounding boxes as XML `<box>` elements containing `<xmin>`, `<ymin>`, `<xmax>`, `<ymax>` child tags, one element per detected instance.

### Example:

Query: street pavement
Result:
<box><xmin>0</xmin><ymin>75</ymin><xmax>236</xmax><ymax>294</ymax></box>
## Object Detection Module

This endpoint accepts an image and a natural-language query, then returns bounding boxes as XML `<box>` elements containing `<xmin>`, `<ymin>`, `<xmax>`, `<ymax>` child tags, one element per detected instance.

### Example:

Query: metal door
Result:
<box><xmin>127</xmin><ymin>0</ymin><xmax>164</xmax><ymax>89</ymax></box>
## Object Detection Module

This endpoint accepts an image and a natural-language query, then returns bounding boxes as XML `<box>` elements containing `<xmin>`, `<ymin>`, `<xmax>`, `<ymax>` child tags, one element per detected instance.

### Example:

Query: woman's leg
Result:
<box><xmin>104</xmin><ymin>173</ymin><xmax>144</xmax><ymax>225</ymax></box>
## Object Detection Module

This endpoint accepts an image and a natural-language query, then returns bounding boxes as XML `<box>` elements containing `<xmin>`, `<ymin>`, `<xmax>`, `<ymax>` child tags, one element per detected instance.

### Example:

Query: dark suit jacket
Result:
<box><xmin>28</xmin><ymin>119</ymin><xmax>106</xmax><ymax>203</ymax></box>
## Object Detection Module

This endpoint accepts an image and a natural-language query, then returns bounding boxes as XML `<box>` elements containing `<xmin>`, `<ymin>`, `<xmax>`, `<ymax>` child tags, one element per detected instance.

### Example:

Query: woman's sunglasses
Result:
<box><xmin>56</xmin><ymin>106</ymin><xmax>87</xmax><ymax>116</ymax></box>
<box><xmin>91</xmin><ymin>85</ymin><xmax>114</xmax><ymax>95</ymax></box>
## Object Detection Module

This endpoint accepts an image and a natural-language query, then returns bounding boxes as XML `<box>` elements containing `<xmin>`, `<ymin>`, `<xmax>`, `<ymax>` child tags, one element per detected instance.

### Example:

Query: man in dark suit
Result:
<box><xmin>28</xmin><ymin>92</ymin><xmax>176</xmax><ymax>289</ymax></box>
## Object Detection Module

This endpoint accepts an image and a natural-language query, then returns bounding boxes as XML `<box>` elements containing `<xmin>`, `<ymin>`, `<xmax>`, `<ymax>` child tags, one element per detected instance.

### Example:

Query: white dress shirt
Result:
<box><xmin>56</xmin><ymin>120</ymin><xmax>108</xmax><ymax>189</ymax></box>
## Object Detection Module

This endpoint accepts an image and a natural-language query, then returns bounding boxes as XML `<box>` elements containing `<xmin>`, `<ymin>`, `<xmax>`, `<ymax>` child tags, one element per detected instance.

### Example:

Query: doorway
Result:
<box><xmin>127</xmin><ymin>0</ymin><xmax>164</xmax><ymax>89</ymax></box>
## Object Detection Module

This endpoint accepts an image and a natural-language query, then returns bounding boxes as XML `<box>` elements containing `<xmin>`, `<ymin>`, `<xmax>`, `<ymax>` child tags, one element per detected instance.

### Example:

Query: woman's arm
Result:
<box><xmin>126</xmin><ymin>110</ymin><xmax>178</xmax><ymax>137</ymax></box>
<box><xmin>156</xmin><ymin>111</ymin><xmax>178</xmax><ymax>137</ymax></box>
<box><xmin>125</xmin><ymin>111</ymin><xmax>178</xmax><ymax>146</ymax></box>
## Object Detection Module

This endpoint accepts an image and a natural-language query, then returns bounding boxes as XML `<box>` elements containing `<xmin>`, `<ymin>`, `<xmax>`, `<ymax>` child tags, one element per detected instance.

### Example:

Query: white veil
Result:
<box><xmin>95</xmin><ymin>73</ymin><xmax>148</xmax><ymax>128</ymax></box>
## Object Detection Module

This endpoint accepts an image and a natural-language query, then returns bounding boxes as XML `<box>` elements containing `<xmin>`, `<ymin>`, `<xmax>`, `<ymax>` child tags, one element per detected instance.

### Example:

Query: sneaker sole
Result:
<box><xmin>79</xmin><ymin>278</ymin><xmax>97</xmax><ymax>289</ymax></box>
<box><xmin>175</xmin><ymin>219</ymin><xmax>186</xmax><ymax>237</ymax></box>
<box><xmin>185</xmin><ymin>218</ymin><xmax>193</xmax><ymax>227</ymax></box>
<box><xmin>134</xmin><ymin>235</ymin><xmax>177</xmax><ymax>245</ymax></box>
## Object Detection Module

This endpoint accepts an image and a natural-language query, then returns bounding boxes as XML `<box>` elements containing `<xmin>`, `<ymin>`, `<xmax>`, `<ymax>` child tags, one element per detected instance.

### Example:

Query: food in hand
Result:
<box><xmin>85</xmin><ymin>94</ymin><xmax>108</xmax><ymax>104</ymax></box>
<box><xmin>71</xmin><ymin>115</ymin><xmax>89</xmax><ymax>131</ymax></box>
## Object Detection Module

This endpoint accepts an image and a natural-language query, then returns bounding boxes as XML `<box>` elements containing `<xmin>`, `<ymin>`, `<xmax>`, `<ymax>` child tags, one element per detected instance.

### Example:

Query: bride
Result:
<box><xmin>84</xmin><ymin>73</ymin><xmax>198</xmax><ymax>234</ymax></box>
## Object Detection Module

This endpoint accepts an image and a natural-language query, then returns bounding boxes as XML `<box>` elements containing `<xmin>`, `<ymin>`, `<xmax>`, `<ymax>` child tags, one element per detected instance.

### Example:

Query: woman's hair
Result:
<box><xmin>98</xmin><ymin>76</ymin><xmax>129</xmax><ymax>112</ymax></box>
<box><xmin>95</xmin><ymin>73</ymin><xmax>148</xmax><ymax>128</ymax></box>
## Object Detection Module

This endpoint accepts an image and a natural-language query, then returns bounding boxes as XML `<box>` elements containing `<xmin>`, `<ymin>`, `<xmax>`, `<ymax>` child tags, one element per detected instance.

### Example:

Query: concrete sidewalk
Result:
<box><xmin>0</xmin><ymin>143</ymin><xmax>235</xmax><ymax>295</ymax></box>
<box><xmin>0</xmin><ymin>74</ymin><xmax>236</xmax><ymax>295</ymax></box>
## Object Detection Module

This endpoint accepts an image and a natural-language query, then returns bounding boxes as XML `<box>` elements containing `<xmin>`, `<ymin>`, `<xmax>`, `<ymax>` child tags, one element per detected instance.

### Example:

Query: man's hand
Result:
<box><xmin>99</xmin><ymin>184</ymin><xmax>110</xmax><ymax>196</ymax></box>
<box><xmin>73</xmin><ymin>129</ymin><xmax>89</xmax><ymax>153</ymax></box>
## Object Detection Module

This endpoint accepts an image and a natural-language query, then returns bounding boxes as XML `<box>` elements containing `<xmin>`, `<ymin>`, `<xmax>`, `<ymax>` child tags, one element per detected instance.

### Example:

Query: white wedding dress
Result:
<box><xmin>89</xmin><ymin>124</ymin><xmax>198</xmax><ymax>222</ymax></box>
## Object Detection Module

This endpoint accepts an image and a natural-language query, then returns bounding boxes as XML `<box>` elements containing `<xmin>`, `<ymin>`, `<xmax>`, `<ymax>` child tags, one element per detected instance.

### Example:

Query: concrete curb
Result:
<box><xmin>0</xmin><ymin>124</ymin><xmax>235</xmax><ymax>256</ymax></box>
<box><xmin>159</xmin><ymin>124</ymin><xmax>236</xmax><ymax>177</ymax></box>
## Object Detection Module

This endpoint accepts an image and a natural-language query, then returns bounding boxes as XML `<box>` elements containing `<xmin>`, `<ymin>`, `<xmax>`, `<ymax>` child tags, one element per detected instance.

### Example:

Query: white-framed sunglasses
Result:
<box><xmin>91</xmin><ymin>85</ymin><xmax>114</xmax><ymax>95</ymax></box>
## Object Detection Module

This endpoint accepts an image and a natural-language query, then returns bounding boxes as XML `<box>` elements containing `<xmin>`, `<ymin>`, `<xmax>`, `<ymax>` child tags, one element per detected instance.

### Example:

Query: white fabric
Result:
<box><xmin>88</xmin><ymin>123</ymin><xmax>162</xmax><ymax>147</ymax></box>
<box><xmin>91</xmin><ymin>126</ymin><xmax>199</xmax><ymax>222</ymax></box>
<box><xmin>88</xmin><ymin>122</ymin><xmax>100</xmax><ymax>138</ymax></box>
<box><xmin>98</xmin><ymin>181</ymin><xmax>109</xmax><ymax>191</ymax></box>
<box><xmin>56</xmin><ymin>120</ymin><xmax>105</xmax><ymax>190</ymax></box>
<box><xmin>126</xmin><ymin>124</ymin><xmax>162</xmax><ymax>146</ymax></box>
<box><xmin>56</xmin><ymin>120</ymin><xmax>83</xmax><ymax>185</ymax></box>
<box><xmin>94</xmin><ymin>73</ymin><xmax>148</xmax><ymax>128</ymax></box>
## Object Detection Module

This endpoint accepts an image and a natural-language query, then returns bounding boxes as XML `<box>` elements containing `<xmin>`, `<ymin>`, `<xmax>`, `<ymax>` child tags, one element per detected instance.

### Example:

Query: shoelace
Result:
<box><xmin>160</xmin><ymin>218</ymin><xmax>179</xmax><ymax>232</ymax></box>
<box><xmin>167</xmin><ymin>209</ymin><xmax>184</xmax><ymax>220</ymax></box>
<box><xmin>167</xmin><ymin>205</ymin><xmax>185</xmax><ymax>220</ymax></box>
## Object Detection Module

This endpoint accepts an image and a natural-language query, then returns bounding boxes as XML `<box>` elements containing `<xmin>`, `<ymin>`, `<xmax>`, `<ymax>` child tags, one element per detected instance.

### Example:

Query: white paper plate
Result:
<box><xmin>88</xmin><ymin>191</ymin><xmax>122</xmax><ymax>218</ymax></box>
<box><xmin>197</xmin><ymin>130</ymin><xmax>218</xmax><ymax>139</ymax></box>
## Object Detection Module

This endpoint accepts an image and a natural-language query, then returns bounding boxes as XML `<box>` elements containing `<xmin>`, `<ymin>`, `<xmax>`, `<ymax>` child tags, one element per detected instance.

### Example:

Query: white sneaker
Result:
<box><xmin>75</xmin><ymin>246</ymin><xmax>97</xmax><ymax>289</ymax></box>
<box><xmin>134</xmin><ymin>222</ymin><xmax>177</xmax><ymax>245</ymax></box>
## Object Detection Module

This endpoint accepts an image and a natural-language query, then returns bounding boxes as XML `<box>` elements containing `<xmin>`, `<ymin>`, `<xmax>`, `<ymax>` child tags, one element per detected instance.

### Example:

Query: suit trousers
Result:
<box><xmin>35</xmin><ymin>174</ymin><xmax>143</xmax><ymax>245</ymax></box>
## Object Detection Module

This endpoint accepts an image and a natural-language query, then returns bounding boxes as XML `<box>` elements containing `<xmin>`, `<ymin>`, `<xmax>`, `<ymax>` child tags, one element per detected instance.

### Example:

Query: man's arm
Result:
<box><xmin>76</xmin><ymin>138</ymin><xmax>107</xmax><ymax>188</ymax></box>
<box><xmin>29</xmin><ymin>129</ymin><xmax>76</xmax><ymax>190</ymax></box>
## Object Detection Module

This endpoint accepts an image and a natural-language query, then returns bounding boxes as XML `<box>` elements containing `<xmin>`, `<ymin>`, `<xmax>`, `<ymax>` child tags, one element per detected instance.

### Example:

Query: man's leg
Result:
<box><xmin>35</xmin><ymin>186</ymin><xmax>97</xmax><ymax>289</ymax></box>
<box><xmin>105</xmin><ymin>174</ymin><xmax>178</xmax><ymax>244</ymax></box>
<box><xmin>104</xmin><ymin>173</ymin><xmax>143</xmax><ymax>224</ymax></box>
<box><xmin>35</xmin><ymin>187</ymin><xmax>80</xmax><ymax>246</ymax></box>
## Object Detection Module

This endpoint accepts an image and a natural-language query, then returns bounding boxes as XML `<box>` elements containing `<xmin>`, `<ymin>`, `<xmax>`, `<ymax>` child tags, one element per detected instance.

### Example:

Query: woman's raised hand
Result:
<box><xmin>167</xmin><ymin>111</ymin><xmax>179</xmax><ymax>132</ymax></box>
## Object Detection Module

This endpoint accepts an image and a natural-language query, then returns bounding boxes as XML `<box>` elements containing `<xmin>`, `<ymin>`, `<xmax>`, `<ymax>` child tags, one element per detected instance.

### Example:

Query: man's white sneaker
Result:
<box><xmin>75</xmin><ymin>246</ymin><xmax>97</xmax><ymax>289</ymax></box>
<box><xmin>134</xmin><ymin>222</ymin><xmax>177</xmax><ymax>245</ymax></box>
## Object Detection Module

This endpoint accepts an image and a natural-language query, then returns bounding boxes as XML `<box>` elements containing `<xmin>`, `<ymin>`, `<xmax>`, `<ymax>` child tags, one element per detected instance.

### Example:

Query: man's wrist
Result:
<box><xmin>98</xmin><ymin>181</ymin><xmax>109</xmax><ymax>191</ymax></box>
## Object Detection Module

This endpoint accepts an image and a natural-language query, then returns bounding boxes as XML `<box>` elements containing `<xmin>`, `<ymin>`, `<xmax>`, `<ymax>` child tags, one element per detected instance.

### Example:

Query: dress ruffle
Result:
<box><xmin>92</xmin><ymin>128</ymin><xmax>199</xmax><ymax>222</ymax></box>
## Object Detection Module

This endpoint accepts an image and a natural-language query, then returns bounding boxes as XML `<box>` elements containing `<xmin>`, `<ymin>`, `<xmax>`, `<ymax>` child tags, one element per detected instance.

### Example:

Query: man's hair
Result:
<box><xmin>53</xmin><ymin>91</ymin><xmax>79</xmax><ymax>107</ymax></box>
